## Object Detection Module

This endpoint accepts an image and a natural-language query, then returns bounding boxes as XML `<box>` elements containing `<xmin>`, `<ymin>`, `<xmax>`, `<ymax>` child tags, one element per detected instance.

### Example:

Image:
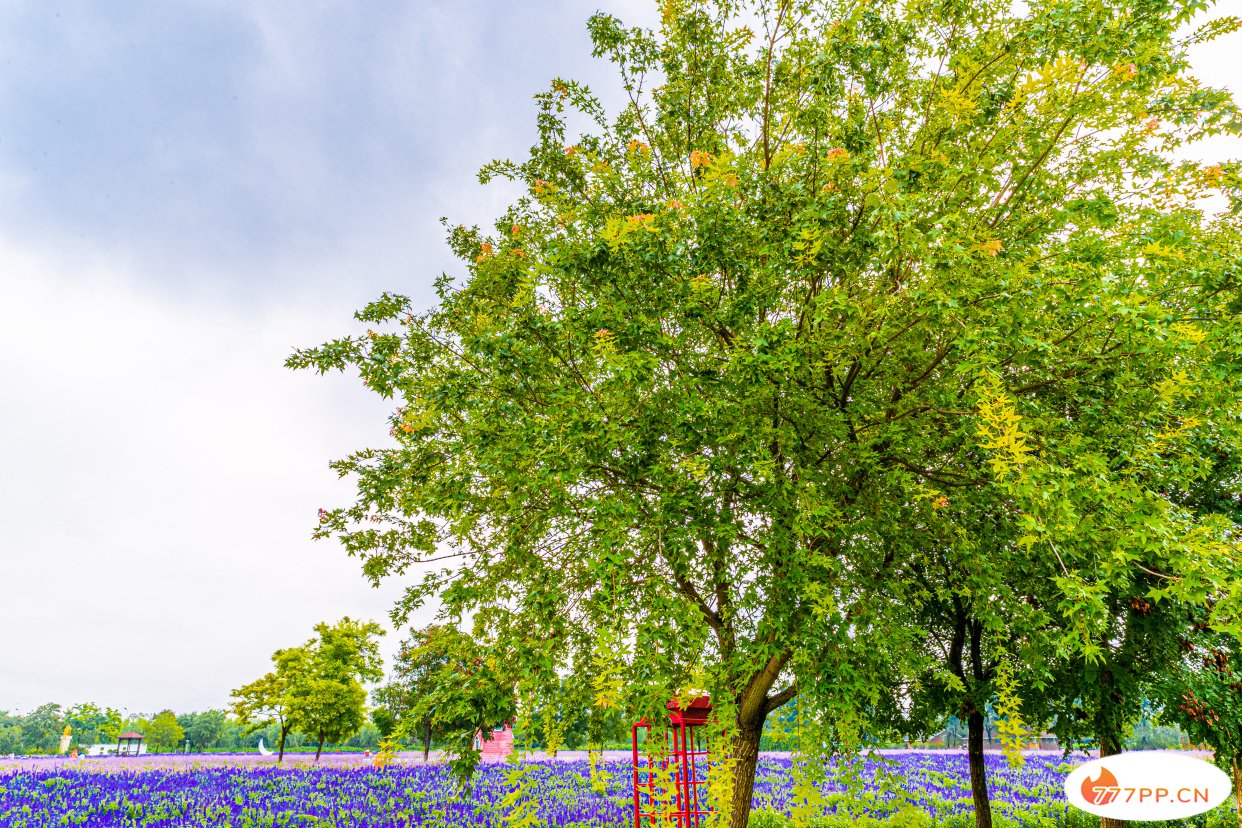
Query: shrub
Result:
<box><xmin>749</xmin><ymin>808</ymin><xmax>794</xmax><ymax>828</ymax></box>
<box><xmin>886</xmin><ymin>805</ymin><xmax>934</xmax><ymax>828</ymax></box>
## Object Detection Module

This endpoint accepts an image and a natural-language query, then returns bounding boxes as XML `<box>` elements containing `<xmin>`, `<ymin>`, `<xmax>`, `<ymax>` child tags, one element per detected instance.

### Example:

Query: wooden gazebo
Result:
<box><xmin>116</xmin><ymin>732</ymin><xmax>144</xmax><ymax>757</ymax></box>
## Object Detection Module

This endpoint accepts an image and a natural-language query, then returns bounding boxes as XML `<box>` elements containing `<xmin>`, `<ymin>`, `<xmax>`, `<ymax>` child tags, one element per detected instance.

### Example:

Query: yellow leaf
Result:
<box><xmin>690</xmin><ymin>150</ymin><xmax>714</xmax><ymax>169</ymax></box>
<box><xmin>1141</xmin><ymin>241</ymin><xmax>1184</xmax><ymax>260</ymax></box>
<box><xmin>975</xmin><ymin>239</ymin><xmax>1003</xmax><ymax>257</ymax></box>
<box><xmin>975</xmin><ymin>377</ymin><xmax>1034</xmax><ymax>483</ymax></box>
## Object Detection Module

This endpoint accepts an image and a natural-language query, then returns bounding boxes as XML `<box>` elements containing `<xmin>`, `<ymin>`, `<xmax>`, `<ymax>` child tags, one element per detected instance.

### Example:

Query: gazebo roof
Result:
<box><xmin>117</xmin><ymin>732</ymin><xmax>144</xmax><ymax>740</ymax></box>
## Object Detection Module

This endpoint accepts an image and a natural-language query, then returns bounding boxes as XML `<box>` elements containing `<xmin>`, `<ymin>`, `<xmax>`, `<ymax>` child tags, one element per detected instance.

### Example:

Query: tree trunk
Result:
<box><xmin>423</xmin><ymin>719</ymin><xmax>432</xmax><ymax>763</ymax></box>
<box><xmin>968</xmin><ymin>709</ymin><xmax>993</xmax><ymax>828</ymax></box>
<box><xmin>278</xmin><ymin>724</ymin><xmax>289</xmax><ymax>763</ymax></box>
<box><xmin>1231</xmin><ymin>756</ymin><xmax>1240</xmax><ymax>828</ymax></box>
<box><xmin>727</xmin><ymin>722</ymin><xmax>764</xmax><ymax>828</ymax></box>
<box><xmin>315</xmin><ymin>731</ymin><xmax>325</xmax><ymax>762</ymax></box>
<box><xmin>1099</xmin><ymin>734</ymin><xmax>1123</xmax><ymax>828</ymax></box>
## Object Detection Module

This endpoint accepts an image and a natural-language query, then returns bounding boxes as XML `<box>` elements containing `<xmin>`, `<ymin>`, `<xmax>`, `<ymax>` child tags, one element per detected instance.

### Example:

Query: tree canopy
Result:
<box><xmin>232</xmin><ymin>653</ymin><xmax>301</xmax><ymax>761</ymax></box>
<box><xmin>287</xmin><ymin>618</ymin><xmax>385</xmax><ymax>761</ymax></box>
<box><xmin>145</xmin><ymin>710</ymin><xmax>185</xmax><ymax>753</ymax></box>
<box><xmin>292</xmin><ymin>0</ymin><xmax>1242</xmax><ymax>825</ymax></box>
<box><xmin>232</xmin><ymin>617</ymin><xmax>384</xmax><ymax>762</ymax></box>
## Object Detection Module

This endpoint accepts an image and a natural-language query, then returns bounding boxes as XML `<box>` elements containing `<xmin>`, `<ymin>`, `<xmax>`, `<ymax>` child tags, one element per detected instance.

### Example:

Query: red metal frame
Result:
<box><xmin>632</xmin><ymin>696</ymin><xmax>712</xmax><ymax>828</ymax></box>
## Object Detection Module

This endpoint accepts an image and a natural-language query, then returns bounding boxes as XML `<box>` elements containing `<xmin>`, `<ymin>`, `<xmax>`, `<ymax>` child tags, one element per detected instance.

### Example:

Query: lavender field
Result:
<box><xmin>0</xmin><ymin>751</ymin><xmax>1098</xmax><ymax>828</ymax></box>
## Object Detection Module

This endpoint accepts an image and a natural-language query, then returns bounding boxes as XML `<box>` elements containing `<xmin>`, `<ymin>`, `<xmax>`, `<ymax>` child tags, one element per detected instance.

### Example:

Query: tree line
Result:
<box><xmin>0</xmin><ymin>704</ymin><xmax>384</xmax><ymax>756</ymax></box>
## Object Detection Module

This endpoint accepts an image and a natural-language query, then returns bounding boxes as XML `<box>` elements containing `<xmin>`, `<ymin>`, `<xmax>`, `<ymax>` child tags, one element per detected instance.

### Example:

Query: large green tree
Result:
<box><xmin>1037</xmin><ymin>384</ymin><xmax>1242</xmax><ymax>828</ymax></box>
<box><xmin>1159</xmin><ymin>434</ymin><xmax>1242</xmax><ymax>827</ymax></box>
<box><xmin>288</xmin><ymin>677</ymin><xmax>368</xmax><ymax>761</ymax></box>
<box><xmin>1037</xmin><ymin>586</ymin><xmax>1189</xmax><ymax>751</ymax></box>
<box><xmin>293</xmin><ymin>0</ymin><xmax>1242</xmax><ymax>824</ymax></box>
<box><xmin>899</xmin><ymin>494</ymin><xmax>1054</xmax><ymax>828</ymax></box>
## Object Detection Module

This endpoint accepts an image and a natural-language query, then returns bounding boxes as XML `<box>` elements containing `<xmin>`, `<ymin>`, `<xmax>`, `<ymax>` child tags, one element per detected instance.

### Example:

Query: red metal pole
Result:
<box><xmin>688</xmin><ymin>724</ymin><xmax>699</xmax><ymax>828</ymax></box>
<box><xmin>675</xmin><ymin>717</ymin><xmax>688</xmax><ymax>828</ymax></box>
<box><xmin>632</xmin><ymin>722</ymin><xmax>642</xmax><ymax>828</ymax></box>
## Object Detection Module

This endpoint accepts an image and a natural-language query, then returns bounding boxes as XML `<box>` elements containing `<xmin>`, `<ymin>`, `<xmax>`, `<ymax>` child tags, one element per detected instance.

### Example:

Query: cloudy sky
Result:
<box><xmin>1</xmin><ymin>2</ymin><xmax>1238</xmax><ymax>717</ymax></box>
<box><xmin>0</xmin><ymin>0</ymin><xmax>657</xmax><ymax>716</ymax></box>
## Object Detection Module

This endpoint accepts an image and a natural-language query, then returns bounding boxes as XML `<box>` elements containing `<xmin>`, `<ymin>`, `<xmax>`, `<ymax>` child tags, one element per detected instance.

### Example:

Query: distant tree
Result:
<box><xmin>214</xmin><ymin>717</ymin><xmax>244</xmax><ymax>752</ymax></box>
<box><xmin>524</xmin><ymin>686</ymin><xmax>630</xmax><ymax>752</ymax></box>
<box><xmin>235</xmin><ymin>719</ymin><xmax>300</xmax><ymax>753</ymax></box>
<box><xmin>289</xmin><ymin>677</ymin><xmax>368</xmax><ymax>761</ymax></box>
<box><xmin>20</xmin><ymin>704</ymin><xmax>64</xmax><ymax>754</ymax></box>
<box><xmin>758</xmin><ymin>703</ymin><xmax>798</xmax><ymax>752</ymax></box>
<box><xmin>231</xmin><ymin>653</ymin><xmax>302</xmax><ymax>762</ymax></box>
<box><xmin>0</xmin><ymin>711</ymin><xmax>22</xmax><ymax>755</ymax></box>
<box><xmin>346</xmin><ymin>722</ymin><xmax>383</xmax><ymax>751</ymax></box>
<box><xmin>64</xmin><ymin>703</ymin><xmax>123</xmax><ymax>750</ymax></box>
<box><xmin>234</xmin><ymin>618</ymin><xmax>384</xmax><ymax>762</ymax></box>
<box><xmin>144</xmin><ymin>710</ymin><xmax>185</xmax><ymax>753</ymax></box>
<box><xmin>1125</xmin><ymin>715</ymin><xmax>1187</xmax><ymax>751</ymax></box>
<box><xmin>398</xmin><ymin>625</ymin><xmax>515</xmax><ymax>784</ymax></box>
<box><xmin>368</xmin><ymin>685</ymin><xmax>401</xmax><ymax>740</ymax></box>
<box><xmin>118</xmin><ymin>714</ymin><xmax>154</xmax><ymax>750</ymax></box>
<box><xmin>379</xmin><ymin>624</ymin><xmax>459</xmax><ymax>763</ymax></box>
<box><xmin>286</xmin><ymin>617</ymin><xmax>385</xmax><ymax>761</ymax></box>
<box><xmin>177</xmin><ymin>710</ymin><xmax>230</xmax><ymax>752</ymax></box>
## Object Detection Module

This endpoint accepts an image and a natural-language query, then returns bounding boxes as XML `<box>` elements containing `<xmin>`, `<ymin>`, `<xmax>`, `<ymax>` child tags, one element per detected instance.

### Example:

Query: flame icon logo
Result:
<box><xmin>1083</xmin><ymin>767</ymin><xmax>1122</xmax><ymax>805</ymax></box>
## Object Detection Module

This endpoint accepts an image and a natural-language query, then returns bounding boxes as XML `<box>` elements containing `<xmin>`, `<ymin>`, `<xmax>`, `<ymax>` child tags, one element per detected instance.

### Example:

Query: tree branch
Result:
<box><xmin>765</xmin><ymin>682</ymin><xmax>798</xmax><ymax>714</ymax></box>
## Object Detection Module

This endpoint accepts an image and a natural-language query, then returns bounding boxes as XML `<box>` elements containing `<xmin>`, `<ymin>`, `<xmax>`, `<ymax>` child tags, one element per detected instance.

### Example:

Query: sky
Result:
<box><xmin>0</xmin><ymin>0</ymin><xmax>657</xmax><ymax>717</ymax></box>
<box><xmin>0</xmin><ymin>2</ymin><xmax>1238</xmax><ymax>717</ymax></box>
